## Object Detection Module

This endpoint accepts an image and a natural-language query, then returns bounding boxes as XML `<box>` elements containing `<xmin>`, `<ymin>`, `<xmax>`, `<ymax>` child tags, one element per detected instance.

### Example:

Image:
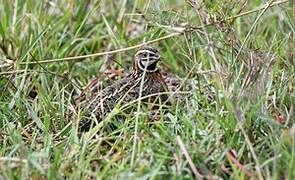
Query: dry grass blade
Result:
<box><xmin>234</xmin><ymin>0</ymin><xmax>276</xmax><ymax>61</ymax></box>
<box><xmin>17</xmin><ymin>0</ymin><xmax>287</xmax><ymax>66</ymax></box>
<box><xmin>0</xmin><ymin>157</ymin><xmax>28</xmax><ymax>163</ymax></box>
<box><xmin>226</xmin><ymin>149</ymin><xmax>252</xmax><ymax>177</ymax></box>
<box><xmin>177</xmin><ymin>136</ymin><xmax>203</xmax><ymax>180</ymax></box>
<box><xmin>20</xmin><ymin>32</ymin><xmax>182</xmax><ymax>65</ymax></box>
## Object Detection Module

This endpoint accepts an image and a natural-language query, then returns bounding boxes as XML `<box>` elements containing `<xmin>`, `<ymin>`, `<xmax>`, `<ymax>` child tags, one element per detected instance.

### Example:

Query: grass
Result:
<box><xmin>0</xmin><ymin>0</ymin><xmax>294</xmax><ymax>179</ymax></box>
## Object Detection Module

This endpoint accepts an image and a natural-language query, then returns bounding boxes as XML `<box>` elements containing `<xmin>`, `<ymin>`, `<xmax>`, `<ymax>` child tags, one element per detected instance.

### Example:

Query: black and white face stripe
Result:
<box><xmin>135</xmin><ymin>49</ymin><xmax>160</xmax><ymax>60</ymax></box>
<box><xmin>139</xmin><ymin>59</ymin><xmax>158</xmax><ymax>72</ymax></box>
<box><xmin>135</xmin><ymin>47</ymin><xmax>161</xmax><ymax>72</ymax></box>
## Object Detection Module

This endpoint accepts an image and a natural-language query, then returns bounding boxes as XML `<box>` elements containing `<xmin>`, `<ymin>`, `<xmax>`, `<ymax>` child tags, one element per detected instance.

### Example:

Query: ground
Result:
<box><xmin>0</xmin><ymin>0</ymin><xmax>294</xmax><ymax>179</ymax></box>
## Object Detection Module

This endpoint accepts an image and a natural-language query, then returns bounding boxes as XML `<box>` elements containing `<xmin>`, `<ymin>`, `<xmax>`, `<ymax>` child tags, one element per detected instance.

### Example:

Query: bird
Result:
<box><xmin>78</xmin><ymin>45</ymin><xmax>169</xmax><ymax>132</ymax></box>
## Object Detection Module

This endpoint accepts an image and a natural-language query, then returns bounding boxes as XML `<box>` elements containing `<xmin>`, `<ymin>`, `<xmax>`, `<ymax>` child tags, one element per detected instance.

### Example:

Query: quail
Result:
<box><xmin>79</xmin><ymin>46</ymin><xmax>169</xmax><ymax>132</ymax></box>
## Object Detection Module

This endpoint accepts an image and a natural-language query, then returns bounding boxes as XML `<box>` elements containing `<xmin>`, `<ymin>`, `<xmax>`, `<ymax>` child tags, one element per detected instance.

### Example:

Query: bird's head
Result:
<box><xmin>134</xmin><ymin>46</ymin><xmax>160</xmax><ymax>73</ymax></box>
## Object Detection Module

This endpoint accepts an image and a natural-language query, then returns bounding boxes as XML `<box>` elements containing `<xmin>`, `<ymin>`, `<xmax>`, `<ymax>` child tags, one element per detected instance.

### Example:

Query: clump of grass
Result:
<box><xmin>0</xmin><ymin>0</ymin><xmax>294</xmax><ymax>179</ymax></box>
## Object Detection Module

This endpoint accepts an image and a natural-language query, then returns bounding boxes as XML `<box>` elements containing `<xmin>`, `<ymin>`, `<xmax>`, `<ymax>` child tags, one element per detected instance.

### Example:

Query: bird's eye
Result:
<box><xmin>143</xmin><ymin>53</ymin><xmax>147</xmax><ymax>57</ymax></box>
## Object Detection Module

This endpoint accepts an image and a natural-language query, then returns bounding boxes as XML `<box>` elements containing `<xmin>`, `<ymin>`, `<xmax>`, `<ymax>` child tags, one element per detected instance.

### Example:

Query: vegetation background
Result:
<box><xmin>0</xmin><ymin>0</ymin><xmax>294</xmax><ymax>179</ymax></box>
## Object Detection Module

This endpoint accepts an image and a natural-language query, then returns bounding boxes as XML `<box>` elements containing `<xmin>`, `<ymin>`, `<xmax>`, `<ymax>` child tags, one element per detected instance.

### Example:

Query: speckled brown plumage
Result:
<box><xmin>78</xmin><ymin>46</ymin><xmax>169</xmax><ymax>132</ymax></box>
